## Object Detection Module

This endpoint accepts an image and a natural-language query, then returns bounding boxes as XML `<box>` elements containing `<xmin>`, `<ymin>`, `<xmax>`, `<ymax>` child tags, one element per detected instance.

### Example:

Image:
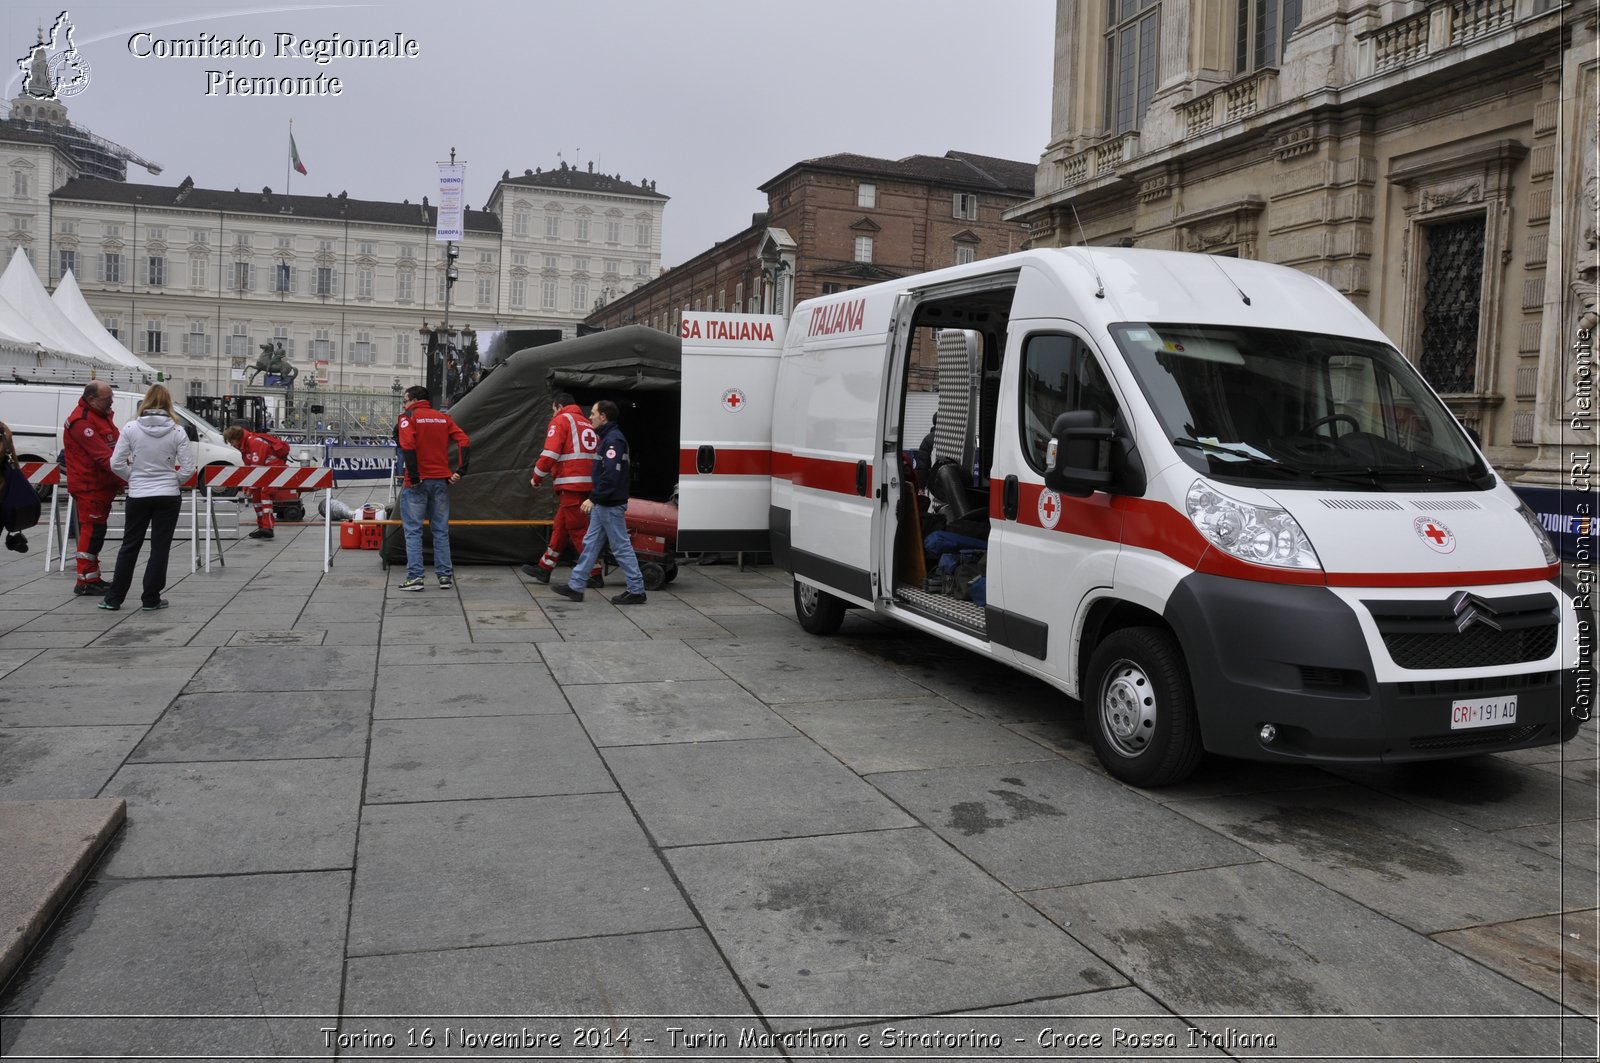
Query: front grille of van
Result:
<box><xmin>1363</xmin><ymin>592</ymin><xmax>1559</xmax><ymax>671</ymax></box>
<box><xmin>1409</xmin><ymin>724</ymin><xmax>1544</xmax><ymax>752</ymax></box>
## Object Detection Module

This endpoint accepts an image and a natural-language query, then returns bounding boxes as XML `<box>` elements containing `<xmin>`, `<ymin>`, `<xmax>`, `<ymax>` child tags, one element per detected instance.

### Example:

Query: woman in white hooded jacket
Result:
<box><xmin>100</xmin><ymin>385</ymin><xmax>197</xmax><ymax>611</ymax></box>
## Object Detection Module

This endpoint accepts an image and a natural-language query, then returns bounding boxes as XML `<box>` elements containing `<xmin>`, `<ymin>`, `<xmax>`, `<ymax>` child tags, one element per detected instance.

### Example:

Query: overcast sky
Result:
<box><xmin>4</xmin><ymin>0</ymin><xmax>1055</xmax><ymax>266</ymax></box>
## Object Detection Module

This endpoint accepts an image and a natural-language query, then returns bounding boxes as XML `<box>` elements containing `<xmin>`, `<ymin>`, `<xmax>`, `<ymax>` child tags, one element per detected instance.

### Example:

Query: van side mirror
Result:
<box><xmin>183</xmin><ymin>423</ymin><xmax>199</xmax><ymax>442</ymax></box>
<box><xmin>1045</xmin><ymin>411</ymin><xmax>1114</xmax><ymax>497</ymax></box>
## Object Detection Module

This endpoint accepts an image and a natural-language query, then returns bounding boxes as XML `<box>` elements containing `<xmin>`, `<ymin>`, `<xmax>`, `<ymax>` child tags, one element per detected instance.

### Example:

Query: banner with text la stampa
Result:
<box><xmin>436</xmin><ymin>163</ymin><xmax>465</xmax><ymax>242</ymax></box>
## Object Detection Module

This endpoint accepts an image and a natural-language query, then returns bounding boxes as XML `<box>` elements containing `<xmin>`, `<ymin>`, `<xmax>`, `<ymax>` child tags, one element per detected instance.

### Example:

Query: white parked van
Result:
<box><xmin>677</xmin><ymin>248</ymin><xmax>1586</xmax><ymax>786</ymax></box>
<box><xmin>0</xmin><ymin>382</ymin><xmax>243</xmax><ymax>486</ymax></box>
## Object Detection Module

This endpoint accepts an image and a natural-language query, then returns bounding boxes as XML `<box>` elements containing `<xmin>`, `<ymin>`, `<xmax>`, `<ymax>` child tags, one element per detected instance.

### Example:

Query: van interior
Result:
<box><xmin>891</xmin><ymin>284</ymin><xmax>1015</xmax><ymax>637</ymax></box>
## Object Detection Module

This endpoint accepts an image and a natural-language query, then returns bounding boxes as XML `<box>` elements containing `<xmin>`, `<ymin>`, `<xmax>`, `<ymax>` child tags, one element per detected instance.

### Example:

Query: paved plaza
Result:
<box><xmin>0</xmin><ymin>500</ymin><xmax>1596</xmax><ymax>1060</ymax></box>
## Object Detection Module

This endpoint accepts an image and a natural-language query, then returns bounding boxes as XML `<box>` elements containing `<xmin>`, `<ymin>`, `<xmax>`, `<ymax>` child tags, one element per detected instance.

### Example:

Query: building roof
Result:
<box><xmin>760</xmin><ymin>149</ymin><xmax>1036</xmax><ymax>196</ymax></box>
<box><xmin>0</xmin><ymin>118</ymin><xmax>58</xmax><ymax>147</ymax></box>
<box><xmin>49</xmin><ymin>177</ymin><xmax>502</xmax><ymax>233</ymax></box>
<box><xmin>498</xmin><ymin>164</ymin><xmax>667</xmax><ymax>201</ymax></box>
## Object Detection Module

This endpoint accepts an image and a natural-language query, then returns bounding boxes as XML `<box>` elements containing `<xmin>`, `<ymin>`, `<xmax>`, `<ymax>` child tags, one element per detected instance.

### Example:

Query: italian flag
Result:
<box><xmin>290</xmin><ymin>133</ymin><xmax>307</xmax><ymax>176</ymax></box>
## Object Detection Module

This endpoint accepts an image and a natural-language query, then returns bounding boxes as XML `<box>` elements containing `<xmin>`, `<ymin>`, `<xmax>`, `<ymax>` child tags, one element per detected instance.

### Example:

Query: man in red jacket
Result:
<box><xmin>396</xmin><ymin>385</ymin><xmax>469</xmax><ymax>590</ymax></box>
<box><xmin>63</xmin><ymin>381</ymin><xmax>120</xmax><ymax>595</ymax></box>
<box><xmin>223</xmin><ymin>424</ymin><xmax>291</xmax><ymax>539</ymax></box>
<box><xmin>522</xmin><ymin>391</ymin><xmax>603</xmax><ymax>587</ymax></box>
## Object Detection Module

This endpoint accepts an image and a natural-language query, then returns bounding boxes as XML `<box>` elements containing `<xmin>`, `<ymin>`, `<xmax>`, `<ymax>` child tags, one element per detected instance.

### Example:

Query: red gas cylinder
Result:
<box><xmin>625</xmin><ymin>498</ymin><xmax>678</xmax><ymax>542</ymax></box>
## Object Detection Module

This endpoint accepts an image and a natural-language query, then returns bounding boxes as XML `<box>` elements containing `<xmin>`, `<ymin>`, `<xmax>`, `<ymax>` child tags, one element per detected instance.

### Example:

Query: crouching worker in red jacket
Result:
<box><xmin>223</xmin><ymin>424</ymin><xmax>291</xmax><ymax>539</ymax></box>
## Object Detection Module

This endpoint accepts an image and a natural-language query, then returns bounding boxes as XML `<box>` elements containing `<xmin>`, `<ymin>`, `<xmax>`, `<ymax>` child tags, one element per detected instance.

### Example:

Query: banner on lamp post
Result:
<box><xmin>436</xmin><ymin>163</ymin><xmax>465</xmax><ymax>242</ymax></box>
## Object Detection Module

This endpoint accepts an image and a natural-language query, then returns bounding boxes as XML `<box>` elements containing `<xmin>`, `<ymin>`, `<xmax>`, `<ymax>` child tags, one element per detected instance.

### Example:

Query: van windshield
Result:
<box><xmin>1110</xmin><ymin>323</ymin><xmax>1492</xmax><ymax>490</ymax></box>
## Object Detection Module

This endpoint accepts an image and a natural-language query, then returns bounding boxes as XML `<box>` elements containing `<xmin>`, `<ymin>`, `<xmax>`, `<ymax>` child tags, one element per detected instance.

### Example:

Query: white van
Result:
<box><xmin>0</xmin><ymin>382</ymin><xmax>243</xmax><ymax>488</ymax></box>
<box><xmin>677</xmin><ymin>248</ymin><xmax>1586</xmax><ymax>786</ymax></box>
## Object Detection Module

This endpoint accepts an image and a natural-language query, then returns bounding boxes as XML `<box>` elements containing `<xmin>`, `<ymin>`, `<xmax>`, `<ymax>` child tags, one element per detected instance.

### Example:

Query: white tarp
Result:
<box><xmin>0</xmin><ymin>249</ymin><xmax>118</xmax><ymax>365</ymax></box>
<box><xmin>51</xmin><ymin>269</ymin><xmax>155</xmax><ymax>372</ymax></box>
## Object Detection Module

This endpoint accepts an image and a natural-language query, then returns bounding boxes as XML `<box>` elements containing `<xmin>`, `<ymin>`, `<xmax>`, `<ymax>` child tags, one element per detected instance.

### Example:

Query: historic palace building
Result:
<box><xmin>1008</xmin><ymin>0</ymin><xmax>1596</xmax><ymax>486</ymax></box>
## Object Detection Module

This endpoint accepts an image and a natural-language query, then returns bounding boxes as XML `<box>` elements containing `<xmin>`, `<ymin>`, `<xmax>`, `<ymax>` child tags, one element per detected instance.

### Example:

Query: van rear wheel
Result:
<box><xmin>1084</xmin><ymin>627</ymin><xmax>1202</xmax><ymax>787</ymax></box>
<box><xmin>794</xmin><ymin>579</ymin><xmax>846</xmax><ymax>635</ymax></box>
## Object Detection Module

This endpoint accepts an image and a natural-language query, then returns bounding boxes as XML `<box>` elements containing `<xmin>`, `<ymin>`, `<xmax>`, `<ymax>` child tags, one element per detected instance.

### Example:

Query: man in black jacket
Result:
<box><xmin>550</xmin><ymin>400</ymin><xmax>647</xmax><ymax>605</ymax></box>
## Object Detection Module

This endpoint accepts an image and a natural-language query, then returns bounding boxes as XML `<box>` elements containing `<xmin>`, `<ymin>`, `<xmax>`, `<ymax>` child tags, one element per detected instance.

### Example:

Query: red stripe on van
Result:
<box><xmin>773</xmin><ymin>452</ymin><xmax>872</xmax><ymax>496</ymax></box>
<box><xmin>1002</xmin><ymin>480</ymin><xmax>1555</xmax><ymax>588</ymax></box>
<box><xmin>678</xmin><ymin>448</ymin><xmax>772</xmax><ymax>476</ymax></box>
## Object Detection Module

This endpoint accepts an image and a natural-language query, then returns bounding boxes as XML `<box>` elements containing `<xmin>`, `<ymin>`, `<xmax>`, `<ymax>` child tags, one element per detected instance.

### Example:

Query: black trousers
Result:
<box><xmin>105</xmin><ymin>494</ymin><xmax>182</xmax><ymax>607</ymax></box>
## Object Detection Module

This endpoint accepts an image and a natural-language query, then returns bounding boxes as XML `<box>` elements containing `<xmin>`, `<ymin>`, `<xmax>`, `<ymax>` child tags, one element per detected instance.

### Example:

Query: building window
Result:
<box><xmin>233</xmin><ymin>261</ymin><xmax>253</xmax><ymax>291</ymax></box>
<box><xmin>58</xmin><ymin>219</ymin><xmax>75</xmax><ymax>236</ymax></box>
<box><xmin>546</xmin><ymin>215</ymin><xmax>561</xmax><ymax>238</ymax></box>
<box><xmin>104</xmin><ymin>224</ymin><xmax>121</xmax><ymax>239</ymax></box>
<box><xmin>276</xmin><ymin>235</ymin><xmax>292</xmax><ymax>251</ymax></box>
<box><xmin>192</xmin><ymin>229</ymin><xmax>208</xmax><ymax>247</ymax></box>
<box><xmin>315</xmin><ymin>266</ymin><xmax>335</xmax><ymax>297</ymax></box>
<box><xmin>1417</xmin><ymin>215</ymin><xmax>1486</xmax><ymax>394</ymax></box>
<box><xmin>544</xmin><ymin>255</ymin><xmax>559</xmax><ymax>270</ymax></box>
<box><xmin>273</xmin><ymin>327</ymin><xmax>293</xmax><ymax>360</ymax></box>
<box><xmin>227</xmin><ymin>323</ymin><xmax>250</xmax><ymax>358</ymax></box>
<box><xmin>274</xmin><ymin>262</ymin><xmax>293</xmax><ymax>293</ymax></box>
<box><xmin>857</xmin><ymin>183</ymin><xmax>876</xmax><ymax>208</ymax></box>
<box><xmin>147</xmin><ymin>226</ymin><xmax>165</xmax><ymax>244</ymax></box>
<box><xmin>955</xmin><ymin>245</ymin><xmax>976</xmax><ymax>265</ymax></box>
<box><xmin>311</xmin><ymin>329</ymin><xmax>331</xmax><ymax>362</ymax></box>
<box><xmin>190</xmin><ymin>256</ymin><xmax>208</xmax><ymax>288</ymax></box>
<box><xmin>542</xmin><ymin>279</ymin><xmax>558</xmax><ymax>309</ymax></box>
<box><xmin>603</xmin><ymin>259</ymin><xmax>619</xmax><ymax>276</ymax></box>
<box><xmin>102</xmin><ymin>314</ymin><xmax>119</xmax><ymax>340</ymax></box>
<box><xmin>142</xmin><ymin>320</ymin><xmax>165</xmax><ymax>354</ymax></box>
<box><xmin>183</xmin><ymin>320</ymin><xmax>208</xmax><ymax>356</ymax></box>
<box><xmin>357</xmin><ymin>241</ymin><xmax>375</xmax><ymax>257</ymax></box>
<box><xmin>513</xmin><ymin>210</ymin><xmax>529</xmax><ymax>236</ymax></box>
<box><xmin>854</xmin><ymin>236</ymin><xmax>874</xmax><ymax>263</ymax></box>
<box><xmin>510</xmin><ymin>277</ymin><xmax>527</xmax><ymax>308</ymax></box>
<box><xmin>635</xmin><ymin>262</ymin><xmax>649</xmax><ymax>277</ymax></box>
<box><xmin>478</xmin><ymin>251</ymin><xmax>493</xmax><ymax>265</ymax></box>
<box><xmin>574</xmin><ymin>257</ymin><xmax>589</xmax><ymax>273</ymax></box>
<box><xmin>437</xmin><ymin>271</ymin><xmax>448</xmax><ymax>304</ymax></box>
<box><xmin>352</xmin><ymin>330</ymin><xmax>373</xmax><ymax>364</ymax></box>
<box><xmin>476</xmin><ymin>277</ymin><xmax>492</xmax><ymax>306</ymax></box>
<box><xmin>397</xmin><ymin>243</ymin><xmax>414</xmax><ymax>261</ymax></box>
<box><xmin>606</xmin><ymin>221</ymin><xmax>621</xmax><ymax>243</ymax></box>
<box><xmin>953</xmin><ymin>193</ymin><xmax>979</xmax><ymax>221</ymax></box>
<box><xmin>395</xmin><ymin>333</ymin><xmax>410</xmax><ymax>367</ymax></box>
<box><xmin>1237</xmin><ymin>0</ymin><xmax>1303</xmax><ymax>73</ymax></box>
<box><xmin>101</xmin><ymin>253</ymin><xmax>122</xmax><ymax>284</ymax></box>
<box><xmin>318</xmin><ymin>240</ymin><xmax>334</xmax><ymax>253</ymax></box>
<box><xmin>146</xmin><ymin>256</ymin><xmax>166</xmax><ymax>286</ymax></box>
<box><xmin>1104</xmin><ymin>0</ymin><xmax>1161</xmax><ymax>134</ymax></box>
<box><xmin>572</xmin><ymin>282</ymin><xmax>588</xmax><ymax>311</ymax></box>
<box><xmin>58</xmin><ymin>249</ymin><xmax>76</xmax><ymax>278</ymax></box>
<box><xmin>12</xmin><ymin>171</ymin><xmax>27</xmax><ymax>198</ymax></box>
<box><xmin>636</xmin><ymin>222</ymin><xmax>650</xmax><ymax>247</ymax></box>
<box><xmin>357</xmin><ymin>267</ymin><xmax>374</xmax><ymax>299</ymax></box>
<box><xmin>396</xmin><ymin>268</ymin><xmax>413</xmax><ymax>302</ymax></box>
<box><xmin>575</xmin><ymin>217</ymin><xmax>590</xmax><ymax>241</ymax></box>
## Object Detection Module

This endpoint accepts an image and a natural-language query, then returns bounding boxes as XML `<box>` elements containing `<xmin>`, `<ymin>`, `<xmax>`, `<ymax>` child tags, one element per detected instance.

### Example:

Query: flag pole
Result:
<box><xmin>286</xmin><ymin>118</ymin><xmax>292</xmax><ymax>195</ymax></box>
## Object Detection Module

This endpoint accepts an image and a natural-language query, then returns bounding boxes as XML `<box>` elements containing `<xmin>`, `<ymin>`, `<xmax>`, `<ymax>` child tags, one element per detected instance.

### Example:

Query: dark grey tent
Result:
<box><xmin>383</xmin><ymin>325</ymin><xmax>682</xmax><ymax>566</ymax></box>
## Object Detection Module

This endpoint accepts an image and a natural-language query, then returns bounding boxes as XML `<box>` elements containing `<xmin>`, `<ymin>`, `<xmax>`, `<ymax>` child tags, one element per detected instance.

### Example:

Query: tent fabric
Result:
<box><xmin>380</xmin><ymin>325</ymin><xmax>683</xmax><ymax>566</ymax></box>
<box><xmin>0</xmin><ymin>249</ymin><xmax>113</xmax><ymax>364</ymax></box>
<box><xmin>51</xmin><ymin>270</ymin><xmax>155</xmax><ymax>372</ymax></box>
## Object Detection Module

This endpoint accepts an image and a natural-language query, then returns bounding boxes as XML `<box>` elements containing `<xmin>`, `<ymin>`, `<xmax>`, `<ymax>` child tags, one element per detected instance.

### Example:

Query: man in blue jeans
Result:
<box><xmin>395</xmin><ymin>385</ymin><xmax>470</xmax><ymax>590</ymax></box>
<box><xmin>551</xmin><ymin>399</ymin><xmax>646</xmax><ymax>605</ymax></box>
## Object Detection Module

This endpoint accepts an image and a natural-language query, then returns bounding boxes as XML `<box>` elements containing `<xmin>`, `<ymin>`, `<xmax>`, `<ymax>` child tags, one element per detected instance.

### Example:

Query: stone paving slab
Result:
<box><xmin>300</xmin><ymin>620</ymin><xmax>382</xmax><ymax>645</ymax></box>
<box><xmin>98</xmin><ymin>758</ymin><xmax>363</xmax><ymax>877</ymax></box>
<box><xmin>1494</xmin><ymin>818</ymin><xmax>1600</xmax><ymax>884</ymax></box>
<box><xmin>570</xmin><ymin>679</ymin><xmax>799</xmax><ymax>746</ymax></box>
<box><xmin>873</xmin><ymin>759</ymin><xmax>1258</xmax><ymax>891</ymax></box>
<box><xmin>0</xmin><ymin>629</ymin><xmax>98</xmax><ymax>650</ymax></box>
<box><xmin>0</xmin><ymin>871</ymin><xmax>348</xmax><ymax>1059</ymax></box>
<box><xmin>378</xmin><ymin>642</ymin><xmax>546</xmax><ymax>665</ymax></box>
<box><xmin>128</xmin><ymin>691</ymin><xmax>369</xmax><ymax>762</ymax></box>
<box><xmin>778</xmin><ymin>696</ymin><xmax>1058</xmax><ymax>775</ymax></box>
<box><xmin>91</xmin><ymin>623</ymin><xmax>207</xmax><ymax>647</ymax></box>
<box><xmin>667</xmin><ymin>829</ymin><xmax>1123</xmax><ymax>1030</ymax></box>
<box><xmin>1027</xmin><ymin>861</ymin><xmax>1585</xmax><ymax>1059</ymax></box>
<box><xmin>0</xmin><ymin>725</ymin><xmax>147</xmax><ymax>799</ymax></box>
<box><xmin>184</xmin><ymin>645</ymin><xmax>377</xmax><ymax>693</ymax></box>
<box><xmin>604</xmin><ymin>736</ymin><xmax>917</xmax><ymax>846</ymax></box>
<box><xmin>0</xmin><ymin>648</ymin><xmax>213</xmax><ymax>727</ymax></box>
<box><xmin>1329</xmin><ymin>757</ymin><xmax>1599</xmax><ymax>831</ymax></box>
<box><xmin>373</xmin><ymin>661</ymin><xmax>568</xmax><ymax>718</ymax></box>
<box><xmin>1433</xmin><ymin>908</ymin><xmax>1598</xmax><ymax>1008</ymax></box>
<box><xmin>381</xmin><ymin>615</ymin><xmax>473</xmax><ymax>643</ymax></box>
<box><xmin>1171</xmin><ymin>784</ymin><xmax>1580</xmax><ymax>933</ymax></box>
<box><xmin>227</xmin><ymin>628</ymin><xmax>326</xmax><ymax>645</ymax></box>
<box><xmin>702</xmin><ymin>645</ymin><xmax>933</xmax><ymax>705</ymax></box>
<box><xmin>366</xmin><ymin>714</ymin><xmax>612</xmax><ymax>803</ymax></box>
<box><xmin>341</xmin><ymin>929</ymin><xmax>765</xmax><ymax>1056</ymax></box>
<box><xmin>0</xmin><ymin>798</ymin><xmax>124</xmax><ymax>992</ymax></box>
<box><xmin>347</xmin><ymin>793</ymin><xmax>695</xmax><ymax>957</ymax></box>
<box><xmin>541</xmin><ymin>638</ymin><xmax>724</xmax><ymax>685</ymax></box>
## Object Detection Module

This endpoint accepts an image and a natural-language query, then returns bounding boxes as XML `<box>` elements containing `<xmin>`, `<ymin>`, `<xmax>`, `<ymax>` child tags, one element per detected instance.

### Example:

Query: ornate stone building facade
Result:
<box><xmin>1009</xmin><ymin>0</ymin><xmax>1597</xmax><ymax>486</ymax></box>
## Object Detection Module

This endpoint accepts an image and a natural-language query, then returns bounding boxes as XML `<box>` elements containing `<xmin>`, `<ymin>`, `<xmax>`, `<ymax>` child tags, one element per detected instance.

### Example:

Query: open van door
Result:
<box><xmin>677</xmin><ymin>312</ymin><xmax>787</xmax><ymax>552</ymax></box>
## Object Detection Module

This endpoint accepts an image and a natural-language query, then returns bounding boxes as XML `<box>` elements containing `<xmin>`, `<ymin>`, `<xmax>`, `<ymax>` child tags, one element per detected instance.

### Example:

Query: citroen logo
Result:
<box><xmin>1447</xmin><ymin>591</ymin><xmax>1502</xmax><ymax>633</ymax></box>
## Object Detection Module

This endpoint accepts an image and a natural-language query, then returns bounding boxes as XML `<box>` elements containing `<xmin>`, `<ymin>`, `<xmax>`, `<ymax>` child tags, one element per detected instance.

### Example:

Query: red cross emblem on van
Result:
<box><xmin>1038</xmin><ymin>488</ymin><xmax>1063</xmax><ymax>530</ymax></box>
<box><xmin>722</xmin><ymin>388</ymin><xmax>746</xmax><ymax>412</ymax></box>
<box><xmin>1412</xmin><ymin>516</ymin><xmax>1456</xmax><ymax>553</ymax></box>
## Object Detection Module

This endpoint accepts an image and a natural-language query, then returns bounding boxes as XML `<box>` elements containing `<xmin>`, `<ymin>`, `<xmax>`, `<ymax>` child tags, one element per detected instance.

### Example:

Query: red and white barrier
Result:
<box><xmin>203</xmin><ymin>465</ymin><xmax>337</xmax><ymax>573</ymax></box>
<box><xmin>41</xmin><ymin>465</ymin><xmax>210</xmax><ymax>574</ymax></box>
<box><xmin>18</xmin><ymin>463</ymin><xmax>64</xmax><ymax>572</ymax></box>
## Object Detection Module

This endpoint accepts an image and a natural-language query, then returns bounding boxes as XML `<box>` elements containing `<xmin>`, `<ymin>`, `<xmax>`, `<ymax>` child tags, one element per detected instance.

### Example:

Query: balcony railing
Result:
<box><xmin>1179</xmin><ymin>70</ymin><xmax>1278</xmax><ymax>139</ymax></box>
<box><xmin>1367</xmin><ymin>0</ymin><xmax>1519</xmax><ymax>75</ymax></box>
<box><xmin>1056</xmin><ymin>131</ymin><xmax>1139</xmax><ymax>190</ymax></box>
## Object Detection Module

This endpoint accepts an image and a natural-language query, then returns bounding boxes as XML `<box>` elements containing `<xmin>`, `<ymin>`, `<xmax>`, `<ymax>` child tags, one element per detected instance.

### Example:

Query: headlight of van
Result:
<box><xmin>1514</xmin><ymin>500</ymin><xmax>1560</xmax><ymax>565</ymax></box>
<box><xmin>1185</xmin><ymin>480</ymin><xmax>1321</xmax><ymax>569</ymax></box>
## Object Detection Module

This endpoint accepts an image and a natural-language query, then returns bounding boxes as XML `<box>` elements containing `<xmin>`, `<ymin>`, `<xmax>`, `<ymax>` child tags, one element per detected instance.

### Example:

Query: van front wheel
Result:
<box><xmin>794</xmin><ymin>579</ymin><xmax>846</xmax><ymax>635</ymax></box>
<box><xmin>1084</xmin><ymin>627</ymin><xmax>1202</xmax><ymax>787</ymax></box>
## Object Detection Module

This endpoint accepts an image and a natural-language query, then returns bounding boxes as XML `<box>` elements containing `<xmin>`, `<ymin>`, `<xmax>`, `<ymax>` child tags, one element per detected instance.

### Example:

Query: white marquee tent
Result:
<box><xmin>51</xmin><ymin>269</ymin><xmax>156</xmax><ymax>373</ymax></box>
